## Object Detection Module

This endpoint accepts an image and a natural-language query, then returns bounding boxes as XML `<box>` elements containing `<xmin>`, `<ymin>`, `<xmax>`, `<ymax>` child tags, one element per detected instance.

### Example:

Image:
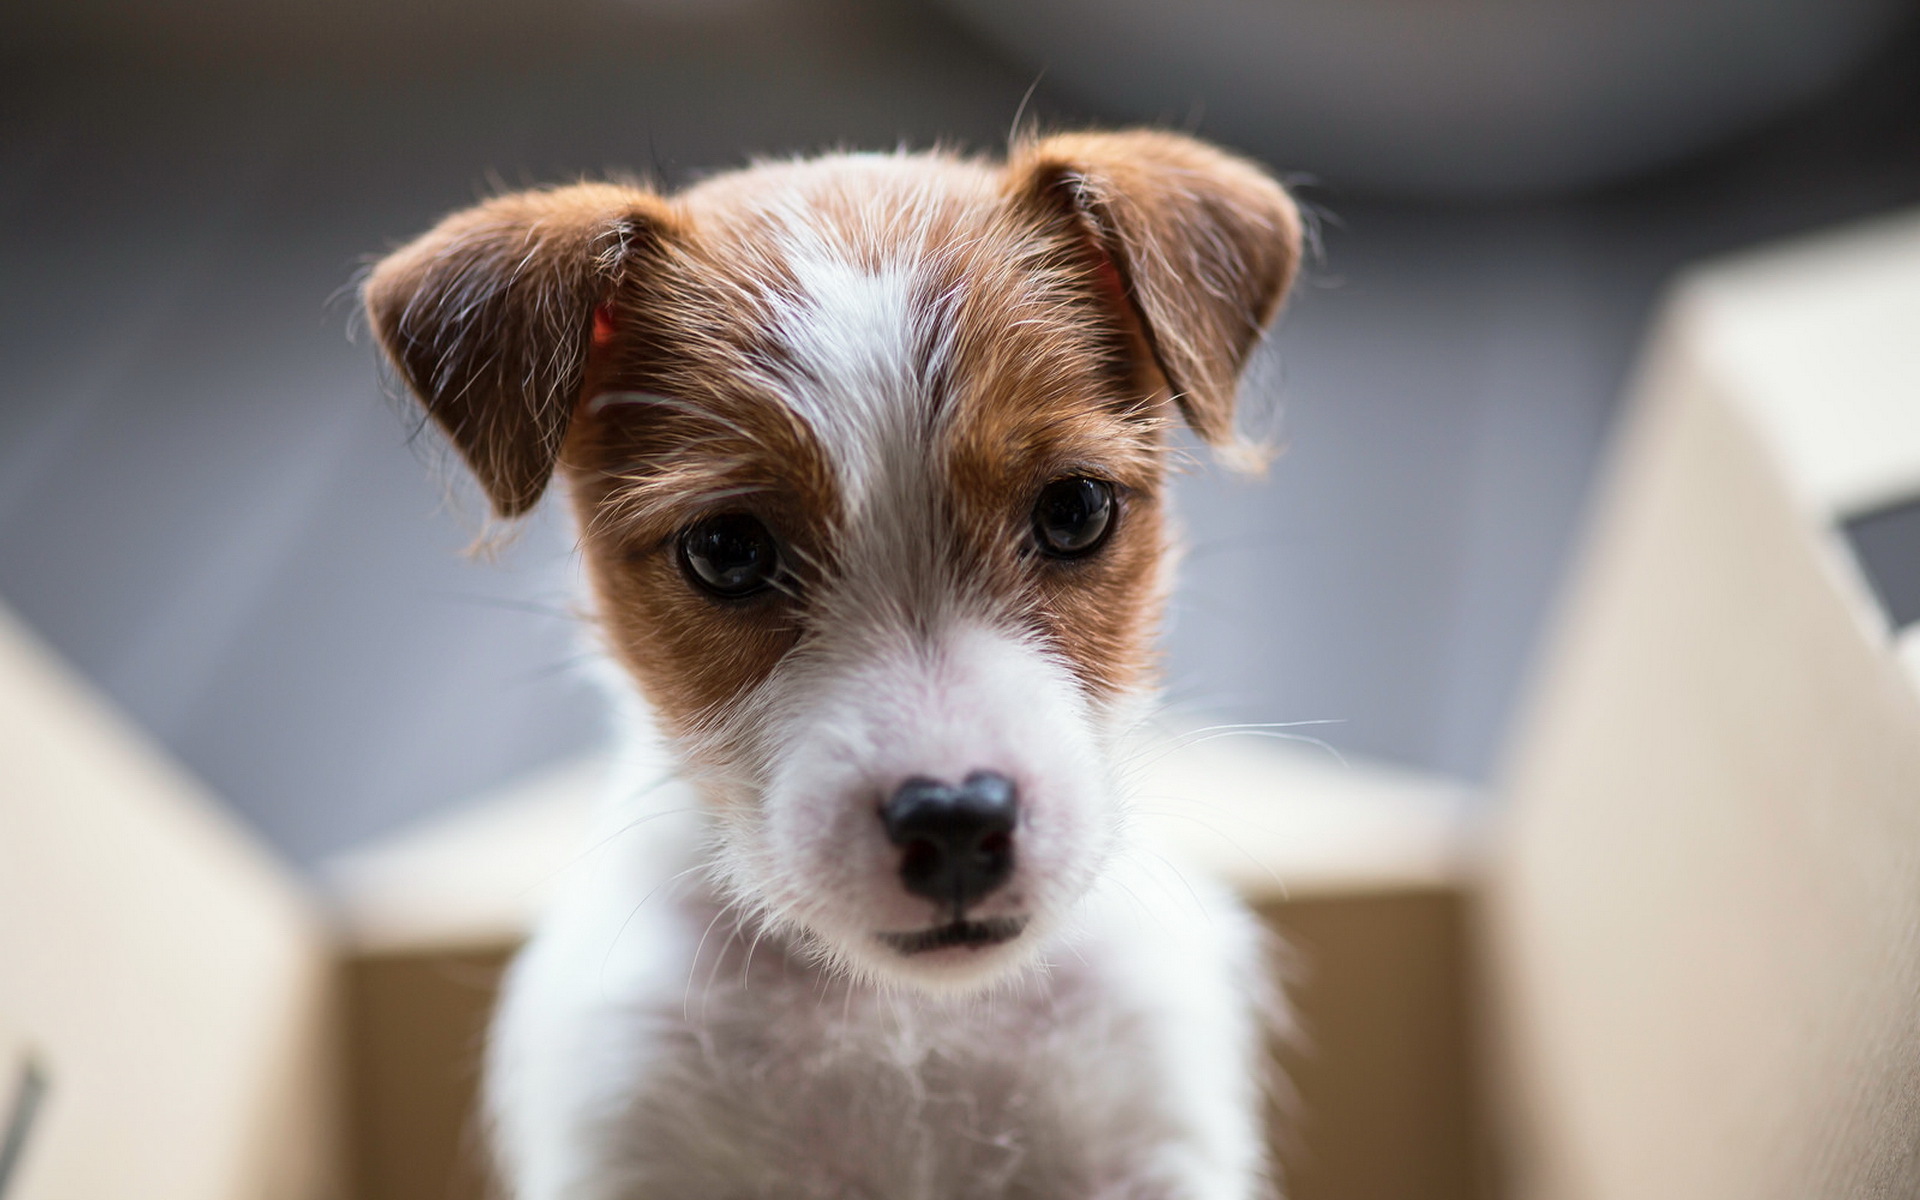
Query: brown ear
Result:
<box><xmin>364</xmin><ymin>183</ymin><xmax>670</xmax><ymax>518</ymax></box>
<box><xmin>1006</xmin><ymin>131</ymin><xmax>1302</xmax><ymax>448</ymax></box>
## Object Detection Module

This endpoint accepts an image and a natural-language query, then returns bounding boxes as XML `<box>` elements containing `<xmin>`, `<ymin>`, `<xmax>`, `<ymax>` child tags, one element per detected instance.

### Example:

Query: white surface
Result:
<box><xmin>323</xmin><ymin>753</ymin><xmax>618</xmax><ymax>954</ymax></box>
<box><xmin>1126</xmin><ymin>725</ymin><xmax>1480</xmax><ymax>900</ymax></box>
<box><xmin>1676</xmin><ymin>207</ymin><xmax>1920</xmax><ymax>520</ymax></box>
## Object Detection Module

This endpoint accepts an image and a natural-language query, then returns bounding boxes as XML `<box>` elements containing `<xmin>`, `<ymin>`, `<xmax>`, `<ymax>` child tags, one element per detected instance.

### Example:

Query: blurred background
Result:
<box><xmin>3</xmin><ymin>0</ymin><xmax>1917</xmax><ymax>868</ymax></box>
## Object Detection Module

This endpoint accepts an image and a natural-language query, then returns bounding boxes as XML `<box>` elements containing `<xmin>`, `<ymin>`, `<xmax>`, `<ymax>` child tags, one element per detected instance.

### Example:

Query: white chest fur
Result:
<box><xmin>485</xmin><ymin>779</ymin><xmax>1275</xmax><ymax>1200</ymax></box>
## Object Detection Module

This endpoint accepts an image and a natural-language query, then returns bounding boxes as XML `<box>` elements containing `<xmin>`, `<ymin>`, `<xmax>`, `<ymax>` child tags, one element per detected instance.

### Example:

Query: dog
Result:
<box><xmin>364</xmin><ymin>129</ymin><xmax>1302</xmax><ymax>1200</ymax></box>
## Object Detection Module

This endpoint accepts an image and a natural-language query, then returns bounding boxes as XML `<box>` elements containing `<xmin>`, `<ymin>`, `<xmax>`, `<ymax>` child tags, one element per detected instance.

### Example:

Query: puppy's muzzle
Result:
<box><xmin>881</xmin><ymin>772</ymin><xmax>1018</xmax><ymax>910</ymax></box>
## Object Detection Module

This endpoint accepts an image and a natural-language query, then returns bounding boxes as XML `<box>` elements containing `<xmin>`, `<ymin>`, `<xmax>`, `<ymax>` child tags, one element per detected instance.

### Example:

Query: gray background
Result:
<box><xmin>3</xmin><ymin>0</ymin><xmax>1917</xmax><ymax>866</ymax></box>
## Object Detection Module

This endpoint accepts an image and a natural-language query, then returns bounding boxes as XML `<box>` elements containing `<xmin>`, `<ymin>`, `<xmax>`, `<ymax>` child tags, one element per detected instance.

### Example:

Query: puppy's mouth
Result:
<box><xmin>877</xmin><ymin>916</ymin><xmax>1027</xmax><ymax>956</ymax></box>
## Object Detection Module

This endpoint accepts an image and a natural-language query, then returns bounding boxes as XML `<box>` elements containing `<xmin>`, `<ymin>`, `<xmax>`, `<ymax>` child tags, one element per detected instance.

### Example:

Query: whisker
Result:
<box><xmin>683</xmin><ymin>901</ymin><xmax>737</xmax><ymax>1023</ymax></box>
<box><xmin>740</xmin><ymin>919</ymin><xmax>774</xmax><ymax>992</ymax></box>
<box><xmin>700</xmin><ymin>913</ymin><xmax>750</xmax><ymax>1021</ymax></box>
<box><xmin>1133</xmin><ymin>845</ymin><xmax>1216</xmax><ymax>922</ymax></box>
<box><xmin>601</xmin><ymin>860</ymin><xmax>706</xmax><ymax>996</ymax></box>
<box><xmin>1178</xmin><ymin>727</ymin><xmax>1351</xmax><ymax>767</ymax></box>
<box><xmin>1103</xmin><ymin>874</ymin><xmax>1163</xmax><ymax>931</ymax></box>
<box><xmin>507</xmin><ymin>652</ymin><xmax>609</xmax><ymax>684</ymax></box>
<box><xmin>425</xmin><ymin>592</ymin><xmax>584</xmax><ymax>621</ymax></box>
<box><xmin>1114</xmin><ymin>719</ymin><xmax>1351</xmax><ymax>776</ymax></box>
<box><xmin>1126</xmin><ymin>804</ymin><xmax>1289</xmax><ymax>898</ymax></box>
<box><xmin>539</xmin><ymin>772</ymin><xmax>694</xmax><ymax>884</ymax></box>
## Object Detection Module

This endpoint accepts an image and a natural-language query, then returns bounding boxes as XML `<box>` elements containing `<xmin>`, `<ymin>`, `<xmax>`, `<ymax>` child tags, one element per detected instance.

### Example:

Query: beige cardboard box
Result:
<box><xmin>0</xmin><ymin>611</ymin><xmax>340</xmax><ymax>1200</ymax></box>
<box><xmin>1482</xmin><ymin>211</ymin><xmax>1920</xmax><ymax>1199</ymax></box>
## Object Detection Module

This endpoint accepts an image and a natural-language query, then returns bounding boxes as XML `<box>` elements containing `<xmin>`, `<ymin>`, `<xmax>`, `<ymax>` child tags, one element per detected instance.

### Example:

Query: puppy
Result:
<box><xmin>364</xmin><ymin>130</ymin><xmax>1301</xmax><ymax>1200</ymax></box>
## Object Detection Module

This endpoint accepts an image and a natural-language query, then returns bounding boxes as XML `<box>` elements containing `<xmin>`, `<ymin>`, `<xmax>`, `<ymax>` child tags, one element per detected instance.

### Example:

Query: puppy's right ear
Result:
<box><xmin>364</xmin><ymin>184</ymin><xmax>673</xmax><ymax>518</ymax></box>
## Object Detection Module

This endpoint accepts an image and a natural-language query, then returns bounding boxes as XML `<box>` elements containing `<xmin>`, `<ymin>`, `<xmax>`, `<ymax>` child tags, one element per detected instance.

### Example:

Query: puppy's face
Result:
<box><xmin>367</xmin><ymin>133</ymin><xmax>1299</xmax><ymax>990</ymax></box>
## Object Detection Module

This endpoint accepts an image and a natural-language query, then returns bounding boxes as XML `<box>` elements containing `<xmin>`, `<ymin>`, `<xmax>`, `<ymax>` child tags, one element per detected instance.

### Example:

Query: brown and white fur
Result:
<box><xmin>364</xmin><ymin>130</ymin><xmax>1302</xmax><ymax>1200</ymax></box>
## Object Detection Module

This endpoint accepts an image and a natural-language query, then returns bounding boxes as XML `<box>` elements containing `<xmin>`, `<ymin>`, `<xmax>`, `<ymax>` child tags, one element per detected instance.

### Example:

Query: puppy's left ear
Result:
<box><xmin>1006</xmin><ymin>131</ymin><xmax>1302</xmax><ymax>449</ymax></box>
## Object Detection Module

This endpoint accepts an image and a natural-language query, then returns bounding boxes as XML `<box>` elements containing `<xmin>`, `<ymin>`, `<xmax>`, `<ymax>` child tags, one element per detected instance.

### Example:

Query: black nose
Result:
<box><xmin>880</xmin><ymin>772</ymin><xmax>1019</xmax><ymax>910</ymax></box>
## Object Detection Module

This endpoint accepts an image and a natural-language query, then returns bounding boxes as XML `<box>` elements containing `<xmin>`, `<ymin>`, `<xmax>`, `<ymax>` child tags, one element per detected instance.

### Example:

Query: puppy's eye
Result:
<box><xmin>679</xmin><ymin>514</ymin><xmax>781</xmax><ymax>599</ymax></box>
<box><xmin>1032</xmin><ymin>477</ymin><xmax>1116</xmax><ymax>558</ymax></box>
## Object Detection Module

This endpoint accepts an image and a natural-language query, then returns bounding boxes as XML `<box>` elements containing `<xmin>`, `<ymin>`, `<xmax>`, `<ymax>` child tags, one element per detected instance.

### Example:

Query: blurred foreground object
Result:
<box><xmin>935</xmin><ymin>0</ymin><xmax>1907</xmax><ymax>197</ymax></box>
<box><xmin>1484</xmin><ymin>211</ymin><xmax>1920</xmax><ymax>1197</ymax></box>
<box><xmin>0</xmin><ymin>608</ymin><xmax>340</xmax><ymax>1200</ymax></box>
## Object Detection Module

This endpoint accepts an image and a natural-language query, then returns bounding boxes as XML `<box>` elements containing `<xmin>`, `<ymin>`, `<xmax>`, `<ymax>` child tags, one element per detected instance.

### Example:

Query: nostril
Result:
<box><xmin>899</xmin><ymin>838</ymin><xmax>943</xmax><ymax>887</ymax></box>
<box><xmin>881</xmin><ymin>772</ymin><xmax>1020</xmax><ymax>909</ymax></box>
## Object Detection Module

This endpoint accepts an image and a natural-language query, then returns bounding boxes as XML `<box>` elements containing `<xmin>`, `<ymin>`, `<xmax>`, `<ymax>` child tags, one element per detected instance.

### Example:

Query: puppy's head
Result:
<box><xmin>366</xmin><ymin>132</ymin><xmax>1299</xmax><ymax>990</ymax></box>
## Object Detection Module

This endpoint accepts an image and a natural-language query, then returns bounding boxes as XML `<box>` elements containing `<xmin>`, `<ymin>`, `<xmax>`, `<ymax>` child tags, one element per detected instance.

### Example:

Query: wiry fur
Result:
<box><xmin>364</xmin><ymin>131</ymin><xmax>1302</xmax><ymax>1200</ymax></box>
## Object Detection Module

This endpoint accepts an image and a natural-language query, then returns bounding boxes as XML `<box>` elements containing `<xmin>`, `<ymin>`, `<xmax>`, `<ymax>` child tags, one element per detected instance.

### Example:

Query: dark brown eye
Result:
<box><xmin>680</xmin><ymin>514</ymin><xmax>781</xmax><ymax>599</ymax></box>
<box><xmin>1032</xmin><ymin>477</ymin><xmax>1116</xmax><ymax>558</ymax></box>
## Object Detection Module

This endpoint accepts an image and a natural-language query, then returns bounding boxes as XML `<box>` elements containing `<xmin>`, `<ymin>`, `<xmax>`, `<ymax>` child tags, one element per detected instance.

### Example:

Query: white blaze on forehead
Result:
<box><xmin>767</xmin><ymin>222</ymin><xmax>950</xmax><ymax>515</ymax></box>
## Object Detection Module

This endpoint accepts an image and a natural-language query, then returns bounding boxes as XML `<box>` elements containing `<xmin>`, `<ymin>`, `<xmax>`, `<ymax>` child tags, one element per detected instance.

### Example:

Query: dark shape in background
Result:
<box><xmin>2</xmin><ymin>0</ymin><xmax>1917</xmax><ymax>865</ymax></box>
<box><xmin>1846</xmin><ymin>495</ymin><xmax>1920</xmax><ymax>632</ymax></box>
<box><xmin>935</xmin><ymin>0</ymin><xmax>1910</xmax><ymax>199</ymax></box>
